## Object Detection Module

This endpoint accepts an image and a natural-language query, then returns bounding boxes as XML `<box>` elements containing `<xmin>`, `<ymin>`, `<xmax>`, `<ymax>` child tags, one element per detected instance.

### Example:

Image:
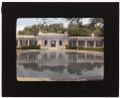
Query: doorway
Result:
<box><xmin>51</xmin><ymin>40</ymin><xmax>56</xmax><ymax>47</ymax></box>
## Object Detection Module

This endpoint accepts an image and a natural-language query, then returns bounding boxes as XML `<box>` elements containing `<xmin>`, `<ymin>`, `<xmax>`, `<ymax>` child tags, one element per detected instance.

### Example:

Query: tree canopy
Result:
<box><xmin>18</xmin><ymin>18</ymin><xmax>104</xmax><ymax>37</ymax></box>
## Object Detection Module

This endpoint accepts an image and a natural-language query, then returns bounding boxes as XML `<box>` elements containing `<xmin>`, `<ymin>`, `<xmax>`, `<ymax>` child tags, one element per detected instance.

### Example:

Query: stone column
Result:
<box><xmin>56</xmin><ymin>39</ymin><xmax>58</xmax><ymax>48</ymax></box>
<box><xmin>94</xmin><ymin>54</ymin><xmax>96</xmax><ymax>59</ymax></box>
<box><xmin>94</xmin><ymin>41</ymin><xmax>96</xmax><ymax>48</ymax></box>
<box><xmin>28</xmin><ymin>40</ymin><xmax>29</xmax><ymax>46</ymax></box>
<box><xmin>38</xmin><ymin>38</ymin><xmax>41</xmax><ymax>46</ymax></box>
<box><xmin>76</xmin><ymin>40</ymin><xmax>78</xmax><ymax>47</ymax></box>
<box><xmin>65</xmin><ymin>38</ymin><xmax>68</xmax><ymax>45</ymax></box>
<box><xmin>18</xmin><ymin>40</ymin><xmax>20</xmax><ymax>47</ymax></box>
<box><xmin>41</xmin><ymin>39</ymin><xmax>43</xmax><ymax>48</ymax></box>
<box><xmin>85</xmin><ymin>40</ymin><xmax>87</xmax><ymax>48</ymax></box>
<box><xmin>72</xmin><ymin>38</ymin><xmax>73</xmax><ymax>47</ymax></box>
<box><xmin>17</xmin><ymin>53</ymin><xmax>20</xmax><ymax>58</ymax></box>
<box><xmin>47</xmin><ymin>39</ymin><xmax>50</xmax><ymax>48</ymax></box>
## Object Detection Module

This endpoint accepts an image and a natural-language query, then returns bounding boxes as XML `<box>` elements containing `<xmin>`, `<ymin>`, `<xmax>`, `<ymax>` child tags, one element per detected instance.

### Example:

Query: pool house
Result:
<box><xmin>16</xmin><ymin>31</ymin><xmax>103</xmax><ymax>49</ymax></box>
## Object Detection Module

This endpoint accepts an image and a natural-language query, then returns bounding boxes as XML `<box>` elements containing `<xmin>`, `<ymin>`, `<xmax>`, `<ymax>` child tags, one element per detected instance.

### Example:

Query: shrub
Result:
<box><xmin>78</xmin><ymin>46</ymin><xmax>83</xmax><ymax>50</ymax></box>
<box><xmin>16</xmin><ymin>47</ymin><xmax>22</xmax><ymax>49</ymax></box>
<box><xmin>65</xmin><ymin>45</ymin><xmax>78</xmax><ymax>49</ymax></box>
<box><xmin>21</xmin><ymin>45</ymin><xmax>40</xmax><ymax>49</ymax></box>
<box><xmin>65</xmin><ymin>45</ymin><xmax>70</xmax><ymax>49</ymax></box>
<box><xmin>65</xmin><ymin>45</ymin><xmax>103</xmax><ymax>52</ymax></box>
<box><xmin>38</xmin><ymin>44</ymin><xmax>41</xmax><ymax>49</ymax></box>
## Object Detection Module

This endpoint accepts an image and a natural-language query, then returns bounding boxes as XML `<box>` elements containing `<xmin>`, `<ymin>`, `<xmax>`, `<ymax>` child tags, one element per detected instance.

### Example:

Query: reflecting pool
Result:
<box><xmin>16</xmin><ymin>50</ymin><xmax>104</xmax><ymax>81</ymax></box>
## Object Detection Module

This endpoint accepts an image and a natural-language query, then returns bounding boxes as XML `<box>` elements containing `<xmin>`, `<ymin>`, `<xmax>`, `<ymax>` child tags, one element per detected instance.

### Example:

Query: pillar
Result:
<box><xmin>94</xmin><ymin>54</ymin><xmax>96</xmax><ymax>59</ymax></box>
<box><xmin>76</xmin><ymin>39</ymin><xmax>78</xmax><ymax>47</ymax></box>
<box><xmin>48</xmin><ymin>39</ymin><xmax>50</xmax><ymax>48</ymax></box>
<box><xmin>17</xmin><ymin>53</ymin><xmax>20</xmax><ymax>58</ymax></box>
<box><xmin>18</xmin><ymin>40</ymin><xmax>20</xmax><ymax>47</ymax></box>
<box><xmin>94</xmin><ymin>41</ymin><xmax>96</xmax><ymax>48</ymax></box>
<box><xmin>56</xmin><ymin>39</ymin><xmax>58</xmax><ymax>48</ymax></box>
<box><xmin>28</xmin><ymin>40</ymin><xmax>29</xmax><ymax>46</ymax></box>
<box><xmin>85</xmin><ymin>40</ymin><xmax>87</xmax><ymax>48</ymax></box>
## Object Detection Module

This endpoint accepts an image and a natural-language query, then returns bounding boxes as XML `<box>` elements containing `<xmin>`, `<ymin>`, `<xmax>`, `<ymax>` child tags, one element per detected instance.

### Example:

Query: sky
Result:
<box><xmin>16</xmin><ymin>18</ymin><xmax>91</xmax><ymax>33</ymax></box>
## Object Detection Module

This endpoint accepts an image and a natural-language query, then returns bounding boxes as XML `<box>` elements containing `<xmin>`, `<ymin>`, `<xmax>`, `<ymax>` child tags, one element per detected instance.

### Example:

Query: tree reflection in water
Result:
<box><xmin>17</xmin><ymin>51</ymin><xmax>104</xmax><ymax>80</ymax></box>
<box><xmin>18</xmin><ymin>62</ymin><xmax>103</xmax><ymax>75</ymax></box>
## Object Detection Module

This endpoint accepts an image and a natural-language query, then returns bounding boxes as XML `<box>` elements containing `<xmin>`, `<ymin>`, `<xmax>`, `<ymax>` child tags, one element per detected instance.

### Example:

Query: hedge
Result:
<box><xmin>16</xmin><ymin>45</ymin><xmax>41</xmax><ymax>49</ymax></box>
<box><xmin>80</xmin><ymin>47</ymin><xmax>104</xmax><ymax>52</ymax></box>
<box><xmin>65</xmin><ymin>45</ymin><xmax>104</xmax><ymax>52</ymax></box>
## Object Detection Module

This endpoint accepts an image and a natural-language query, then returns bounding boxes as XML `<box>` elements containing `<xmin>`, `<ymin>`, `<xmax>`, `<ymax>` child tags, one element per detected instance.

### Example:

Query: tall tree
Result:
<box><xmin>89</xmin><ymin>18</ymin><xmax>104</xmax><ymax>45</ymax></box>
<box><xmin>64</xmin><ymin>18</ymin><xmax>82</xmax><ymax>27</ymax></box>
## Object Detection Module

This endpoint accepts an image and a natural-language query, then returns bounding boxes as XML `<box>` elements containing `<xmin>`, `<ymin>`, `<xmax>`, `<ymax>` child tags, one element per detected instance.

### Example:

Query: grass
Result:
<box><xmin>79</xmin><ymin>47</ymin><xmax>104</xmax><ymax>52</ymax></box>
<box><xmin>16</xmin><ymin>45</ymin><xmax>103</xmax><ymax>52</ymax></box>
<box><xmin>16</xmin><ymin>45</ymin><xmax>40</xmax><ymax>50</ymax></box>
<box><xmin>65</xmin><ymin>45</ymin><xmax>104</xmax><ymax>52</ymax></box>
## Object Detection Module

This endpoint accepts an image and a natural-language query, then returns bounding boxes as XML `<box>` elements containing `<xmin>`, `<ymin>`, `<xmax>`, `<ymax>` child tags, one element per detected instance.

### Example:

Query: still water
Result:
<box><xmin>17</xmin><ymin>50</ymin><xmax>104</xmax><ymax>81</ymax></box>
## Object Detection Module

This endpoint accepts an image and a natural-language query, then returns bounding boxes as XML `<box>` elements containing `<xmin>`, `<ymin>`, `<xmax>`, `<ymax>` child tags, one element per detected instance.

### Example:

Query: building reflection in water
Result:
<box><xmin>17</xmin><ymin>51</ymin><xmax>104</xmax><ymax>79</ymax></box>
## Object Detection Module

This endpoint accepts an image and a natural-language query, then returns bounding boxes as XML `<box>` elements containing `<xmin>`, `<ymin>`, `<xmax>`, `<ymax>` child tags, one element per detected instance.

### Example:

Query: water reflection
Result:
<box><xmin>17</xmin><ymin>50</ymin><xmax>104</xmax><ymax>81</ymax></box>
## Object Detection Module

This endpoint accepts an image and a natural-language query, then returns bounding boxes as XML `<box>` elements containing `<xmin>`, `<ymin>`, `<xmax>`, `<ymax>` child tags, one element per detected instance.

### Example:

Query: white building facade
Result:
<box><xmin>36</xmin><ymin>32</ymin><xmax>69</xmax><ymax>49</ymax></box>
<box><xmin>16</xmin><ymin>31</ymin><xmax>103</xmax><ymax>49</ymax></box>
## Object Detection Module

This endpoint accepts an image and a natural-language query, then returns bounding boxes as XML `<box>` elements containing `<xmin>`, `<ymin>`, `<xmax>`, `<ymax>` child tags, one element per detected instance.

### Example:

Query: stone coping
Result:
<box><xmin>17</xmin><ymin>77</ymin><xmax>53</xmax><ymax>81</ymax></box>
<box><xmin>17</xmin><ymin>49</ymin><xmax>104</xmax><ymax>55</ymax></box>
<box><xmin>17</xmin><ymin>75</ymin><xmax>103</xmax><ymax>81</ymax></box>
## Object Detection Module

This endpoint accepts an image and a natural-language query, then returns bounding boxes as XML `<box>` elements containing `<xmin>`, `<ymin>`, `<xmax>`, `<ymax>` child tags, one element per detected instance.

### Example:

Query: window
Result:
<box><xmin>44</xmin><ymin>40</ymin><xmax>47</xmax><ymax>46</ymax></box>
<box><xmin>59</xmin><ymin>40</ymin><xmax>62</xmax><ymax>46</ymax></box>
<box><xmin>69</xmin><ymin>40</ymin><xmax>72</xmax><ymax>47</ymax></box>
<box><xmin>26</xmin><ymin>40</ymin><xmax>28</xmax><ymax>46</ymax></box>
<box><xmin>29</xmin><ymin>39</ymin><xmax>33</xmax><ymax>46</ymax></box>
<box><xmin>29</xmin><ymin>38</ymin><xmax>36</xmax><ymax>46</ymax></box>
<box><xmin>20</xmin><ymin>40</ymin><xmax>22</xmax><ymax>46</ymax></box>
<box><xmin>78</xmin><ymin>41</ymin><xmax>85</xmax><ymax>47</ymax></box>
<box><xmin>51</xmin><ymin>41</ymin><xmax>56</xmax><ymax>47</ymax></box>
<box><xmin>87</xmin><ymin>41</ymin><xmax>94</xmax><ymax>47</ymax></box>
<box><xmin>35</xmin><ymin>40</ymin><xmax>37</xmax><ymax>46</ymax></box>
<box><xmin>96</xmin><ymin>41</ymin><xmax>102</xmax><ymax>47</ymax></box>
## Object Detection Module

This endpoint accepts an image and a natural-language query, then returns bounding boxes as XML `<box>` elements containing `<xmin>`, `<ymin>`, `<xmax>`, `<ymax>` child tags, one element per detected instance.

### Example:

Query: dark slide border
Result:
<box><xmin>2</xmin><ymin>2</ymin><xmax>119</xmax><ymax>97</ymax></box>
